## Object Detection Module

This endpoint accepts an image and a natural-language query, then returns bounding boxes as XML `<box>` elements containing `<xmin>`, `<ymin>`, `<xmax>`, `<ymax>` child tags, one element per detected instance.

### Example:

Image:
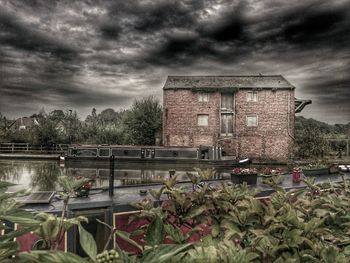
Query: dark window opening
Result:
<box><xmin>221</xmin><ymin>93</ymin><xmax>233</xmax><ymax>111</ymax></box>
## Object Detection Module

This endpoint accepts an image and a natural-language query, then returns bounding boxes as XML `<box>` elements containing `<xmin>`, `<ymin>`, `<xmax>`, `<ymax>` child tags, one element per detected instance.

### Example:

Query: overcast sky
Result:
<box><xmin>0</xmin><ymin>0</ymin><xmax>349</xmax><ymax>124</ymax></box>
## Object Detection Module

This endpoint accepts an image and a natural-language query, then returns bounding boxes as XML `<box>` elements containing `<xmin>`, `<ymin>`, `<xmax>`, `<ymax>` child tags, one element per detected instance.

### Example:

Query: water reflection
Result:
<box><xmin>0</xmin><ymin>160</ymin><xmax>24</xmax><ymax>184</ymax></box>
<box><xmin>0</xmin><ymin>160</ymin><xmax>62</xmax><ymax>192</ymax></box>
<box><xmin>0</xmin><ymin>159</ymin><xmax>237</xmax><ymax>191</ymax></box>
<box><xmin>30</xmin><ymin>162</ymin><xmax>62</xmax><ymax>191</ymax></box>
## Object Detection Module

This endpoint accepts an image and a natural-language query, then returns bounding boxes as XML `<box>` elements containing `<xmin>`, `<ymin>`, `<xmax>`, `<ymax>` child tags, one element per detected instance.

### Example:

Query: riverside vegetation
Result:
<box><xmin>1</xmin><ymin>169</ymin><xmax>350</xmax><ymax>262</ymax></box>
<box><xmin>1</xmin><ymin>100</ymin><xmax>349</xmax><ymax>159</ymax></box>
<box><xmin>0</xmin><ymin>96</ymin><xmax>162</xmax><ymax>146</ymax></box>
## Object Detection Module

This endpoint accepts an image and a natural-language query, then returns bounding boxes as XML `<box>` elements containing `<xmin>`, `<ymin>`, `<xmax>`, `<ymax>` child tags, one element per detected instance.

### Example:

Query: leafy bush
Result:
<box><xmin>3</xmin><ymin>171</ymin><xmax>350</xmax><ymax>262</ymax></box>
<box><xmin>129</xmin><ymin>174</ymin><xmax>350</xmax><ymax>262</ymax></box>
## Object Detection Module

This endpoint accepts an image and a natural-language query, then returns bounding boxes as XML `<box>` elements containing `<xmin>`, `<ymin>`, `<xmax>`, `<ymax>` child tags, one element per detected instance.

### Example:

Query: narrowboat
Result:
<box><xmin>65</xmin><ymin>144</ymin><xmax>248</xmax><ymax>167</ymax></box>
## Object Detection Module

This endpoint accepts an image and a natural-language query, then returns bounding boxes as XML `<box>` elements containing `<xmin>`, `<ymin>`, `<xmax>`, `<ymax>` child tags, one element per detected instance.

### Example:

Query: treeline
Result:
<box><xmin>0</xmin><ymin>96</ymin><xmax>162</xmax><ymax>146</ymax></box>
<box><xmin>295</xmin><ymin>116</ymin><xmax>350</xmax><ymax>158</ymax></box>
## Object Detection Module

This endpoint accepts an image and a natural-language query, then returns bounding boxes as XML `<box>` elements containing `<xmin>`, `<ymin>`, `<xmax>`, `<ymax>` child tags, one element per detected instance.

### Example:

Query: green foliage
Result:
<box><xmin>146</xmin><ymin>215</ymin><xmax>165</xmax><ymax>247</ymax></box>
<box><xmin>295</xmin><ymin>126</ymin><xmax>329</xmax><ymax>158</ymax></box>
<box><xmin>5</xmin><ymin>171</ymin><xmax>350</xmax><ymax>262</ymax></box>
<box><xmin>128</xmin><ymin>175</ymin><xmax>350</xmax><ymax>262</ymax></box>
<box><xmin>96</xmin><ymin>249</ymin><xmax>120</xmax><ymax>263</ymax></box>
<box><xmin>34</xmin><ymin>118</ymin><xmax>60</xmax><ymax>146</ymax></box>
<box><xmin>124</xmin><ymin>96</ymin><xmax>162</xmax><ymax>145</ymax></box>
<box><xmin>149</xmin><ymin>187</ymin><xmax>165</xmax><ymax>201</ymax></box>
<box><xmin>0</xmin><ymin>98</ymin><xmax>162</xmax><ymax>145</ymax></box>
<box><xmin>295</xmin><ymin>116</ymin><xmax>349</xmax><ymax>159</ymax></box>
<box><xmin>0</xmin><ymin>182</ymin><xmax>39</xmax><ymax>262</ymax></box>
<box><xmin>20</xmin><ymin>250</ymin><xmax>89</xmax><ymax>263</ymax></box>
<box><xmin>193</xmin><ymin>167</ymin><xmax>216</xmax><ymax>180</ymax></box>
<box><xmin>141</xmin><ymin>243</ymin><xmax>193</xmax><ymax>263</ymax></box>
<box><xmin>78</xmin><ymin>223</ymin><xmax>97</xmax><ymax>260</ymax></box>
<box><xmin>114</xmin><ymin>229</ymin><xmax>143</xmax><ymax>252</ymax></box>
<box><xmin>261</xmin><ymin>175</ymin><xmax>284</xmax><ymax>190</ymax></box>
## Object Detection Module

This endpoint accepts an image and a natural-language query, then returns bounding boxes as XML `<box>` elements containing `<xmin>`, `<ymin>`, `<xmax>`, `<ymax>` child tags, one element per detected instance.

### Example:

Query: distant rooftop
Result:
<box><xmin>163</xmin><ymin>75</ymin><xmax>295</xmax><ymax>90</ymax></box>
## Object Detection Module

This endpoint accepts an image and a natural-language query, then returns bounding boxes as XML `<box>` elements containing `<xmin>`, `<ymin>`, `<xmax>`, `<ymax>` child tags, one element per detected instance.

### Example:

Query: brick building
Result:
<box><xmin>162</xmin><ymin>75</ymin><xmax>309</xmax><ymax>162</ymax></box>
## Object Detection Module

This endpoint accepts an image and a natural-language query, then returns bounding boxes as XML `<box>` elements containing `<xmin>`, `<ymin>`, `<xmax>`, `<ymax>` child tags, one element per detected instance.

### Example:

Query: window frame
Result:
<box><xmin>221</xmin><ymin>93</ymin><xmax>234</xmax><ymax>111</ymax></box>
<box><xmin>220</xmin><ymin>113</ymin><xmax>234</xmax><ymax>136</ymax></box>
<box><xmin>198</xmin><ymin>92</ymin><xmax>209</xmax><ymax>102</ymax></box>
<box><xmin>247</xmin><ymin>91</ymin><xmax>258</xmax><ymax>102</ymax></box>
<box><xmin>246</xmin><ymin>115</ymin><xmax>258</xmax><ymax>127</ymax></box>
<box><xmin>197</xmin><ymin>114</ymin><xmax>209</xmax><ymax>126</ymax></box>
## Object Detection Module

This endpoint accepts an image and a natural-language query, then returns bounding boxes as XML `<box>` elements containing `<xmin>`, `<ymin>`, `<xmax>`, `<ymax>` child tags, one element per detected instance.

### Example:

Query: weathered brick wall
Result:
<box><xmin>163</xmin><ymin>89</ymin><xmax>220</xmax><ymax>147</ymax></box>
<box><xmin>235</xmin><ymin>89</ymin><xmax>294</xmax><ymax>162</ymax></box>
<box><xmin>163</xmin><ymin>88</ymin><xmax>295</xmax><ymax>162</ymax></box>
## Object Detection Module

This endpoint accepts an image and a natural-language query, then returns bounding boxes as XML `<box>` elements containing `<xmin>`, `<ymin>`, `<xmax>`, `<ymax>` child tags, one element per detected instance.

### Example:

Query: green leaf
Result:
<box><xmin>184</xmin><ymin>205</ymin><xmax>206</xmax><ymax>220</ymax></box>
<box><xmin>211</xmin><ymin>221</ymin><xmax>220</xmax><ymax>238</ymax></box>
<box><xmin>115</xmin><ymin>229</ymin><xmax>143</xmax><ymax>251</ymax></box>
<box><xmin>2</xmin><ymin>215</ymin><xmax>39</xmax><ymax>226</ymax></box>
<box><xmin>0</xmin><ymin>225</ymin><xmax>38</xmax><ymax>242</ymax></box>
<box><xmin>0</xmin><ymin>241</ymin><xmax>18</xmax><ymax>261</ymax></box>
<box><xmin>149</xmin><ymin>187</ymin><xmax>164</xmax><ymax>200</ymax></box>
<box><xmin>186</xmin><ymin>172</ymin><xmax>201</xmax><ymax>185</ymax></box>
<box><xmin>344</xmin><ymin>245</ymin><xmax>350</xmax><ymax>256</ymax></box>
<box><xmin>164</xmin><ymin>224</ymin><xmax>186</xmax><ymax>244</ymax></box>
<box><xmin>20</xmin><ymin>250</ymin><xmax>89</xmax><ymax>263</ymax></box>
<box><xmin>142</xmin><ymin>243</ymin><xmax>192</xmax><ymax>263</ymax></box>
<box><xmin>146</xmin><ymin>215</ymin><xmax>164</xmax><ymax>246</ymax></box>
<box><xmin>78</xmin><ymin>224</ymin><xmax>97</xmax><ymax>260</ymax></box>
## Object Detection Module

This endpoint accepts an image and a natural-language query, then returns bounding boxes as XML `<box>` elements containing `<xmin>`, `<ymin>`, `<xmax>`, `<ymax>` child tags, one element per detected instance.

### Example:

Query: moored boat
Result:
<box><xmin>65</xmin><ymin>144</ymin><xmax>249</xmax><ymax>167</ymax></box>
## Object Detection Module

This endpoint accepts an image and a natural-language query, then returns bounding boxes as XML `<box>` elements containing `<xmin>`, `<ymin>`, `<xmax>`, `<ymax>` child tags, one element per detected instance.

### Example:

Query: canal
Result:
<box><xmin>0</xmin><ymin>159</ymin><xmax>239</xmax><ymax>192</ymax></box>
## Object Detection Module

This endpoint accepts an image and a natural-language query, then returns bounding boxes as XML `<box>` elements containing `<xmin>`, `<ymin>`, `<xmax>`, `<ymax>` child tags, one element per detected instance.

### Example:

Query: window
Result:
<box><xmin>221</xmin><ymin>93</ymin><xmax>234</xmax><ymax>136</ymax></box>
<box><xmin>221</xmin><ymin>93</ymin><xmax>233</xmax><ymax>110</ymax></box>
<box><xmin>198</xmin><ymin>93</ymin><xmax>209</xmax><ymax>102</ymax></box>
<box><xmin>247</xmin><ymin>115</ymin><xmax>258</xmax><ymax>127</ymax></box>
<box><xmin>247</xmin><ymin>91</ymin><xmax>257</xmax><ymax>102</ymax></box>
<box><xmin>221</xmin><ymin>113</ymin><xmax>233</xmax><ymax>136</ymax></box>
<box><xmin>197</xmin><ymin>114</ymin><xmax>209</xmax><ymax>126</ymax></box>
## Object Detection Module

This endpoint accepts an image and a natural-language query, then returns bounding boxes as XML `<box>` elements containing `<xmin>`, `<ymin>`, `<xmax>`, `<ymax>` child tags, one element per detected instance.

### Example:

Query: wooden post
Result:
<box><xmin>347</xmin><ymin>139</ymin><xmax>349</xmax><ymax>157</ymax></box>
<box><xmin>109</xmin><ymin>155</ymin><xmax>115</xmax><ymax>197</ymax></box>
<box><xmin>26</xmin><ymin>143</ymin><xmax>29</xmax><ymax>152</ymax></box>
<box><xmin>11</xmin><ymin>143</ymin><xmax>14</xmax><ymax>153</ymax></box>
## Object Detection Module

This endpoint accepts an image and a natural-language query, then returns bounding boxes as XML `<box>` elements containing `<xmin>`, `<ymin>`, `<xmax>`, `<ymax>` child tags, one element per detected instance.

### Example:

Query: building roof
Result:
<box><xmin>163</xmin><ymin>75</ymin><xmax>295</xmax><ymax>90</ymax></box>
<box><xmin>8</xmin><ymin>117</ymin><xmax>39</xmax><ymax>129</ymax></box>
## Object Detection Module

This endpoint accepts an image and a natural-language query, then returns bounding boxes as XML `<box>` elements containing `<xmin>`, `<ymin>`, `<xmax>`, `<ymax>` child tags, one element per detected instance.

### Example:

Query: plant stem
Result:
<box><xmin>103</xmin><ymin>229</ymin><xmax>114</xmax><ymax>251</ymax></box>
<box><xmin>54</xmin><ymin>198</ymin><xmax>68</xmax><ymax>250</ymax></box>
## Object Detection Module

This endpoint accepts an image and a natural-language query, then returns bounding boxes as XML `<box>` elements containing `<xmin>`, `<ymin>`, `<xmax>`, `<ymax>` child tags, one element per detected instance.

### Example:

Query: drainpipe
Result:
<box><xmin>235</xmin><ymin>94</ymin><xmax>238</xmax><ymax>157</ymax></box>
<box><xmin>287</xmin><ymin>91</ymin><xmax>294</xmax><ymax>161</ymax></box>
<box><xmin>287</xmin><ymin>92</ymin><xmax>294</xmax><ymax>140</ymax></box>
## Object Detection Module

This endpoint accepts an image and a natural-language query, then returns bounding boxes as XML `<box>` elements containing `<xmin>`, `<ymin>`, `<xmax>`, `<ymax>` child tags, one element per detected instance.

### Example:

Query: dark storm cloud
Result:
<box><xmin>0</xmin><ymin>0</ymin><xmax>349</xmax><ymax>123</ymax></box>
<box><xmin>0</xmin><ymin>10</ymin><xmax>78</xmax><ymax>61</ymax></box>
<box><xmin>106</xmin><ymin>0</ymin><xmax>200</xmax><ymax>32</ymax></box>
<box><xmin>282</xmin><ymin>7</ymin><xmax>349</xmax><ymax>46</ymax></box>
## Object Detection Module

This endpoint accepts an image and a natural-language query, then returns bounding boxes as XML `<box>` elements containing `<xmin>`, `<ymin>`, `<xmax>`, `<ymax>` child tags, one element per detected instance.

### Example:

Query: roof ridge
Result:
<box><xmin>167</xmin><ymin>75</ymin><xmax>284</xmax><ymax>77</ymax></box>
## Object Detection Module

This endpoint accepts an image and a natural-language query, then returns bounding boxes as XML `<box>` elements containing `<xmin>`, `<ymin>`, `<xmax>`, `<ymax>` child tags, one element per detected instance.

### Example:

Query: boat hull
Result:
<box><xmin>302</xmin><ymin>167</ymin><xmax>330</xmax><ymax>176</ymax></box>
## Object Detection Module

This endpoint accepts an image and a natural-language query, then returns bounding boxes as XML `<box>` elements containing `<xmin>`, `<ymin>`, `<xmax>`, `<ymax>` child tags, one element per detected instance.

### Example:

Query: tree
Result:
<box><xmin>295</xmin><ymin>126</ymin><xmax>329</xmax><ymax>158</ymax></box>
<box><xmin>99</xmin><ymin>108</ymin><xmax>118</xmax><ymax>123</ymax></box>
<box><xmin>63</xmin><ymin>110</ymin><xmax>82</xmax><ymax>144</ymax></box>
<box><xmin>83</xmin><ymin>108</ymin><xmax>100</xmax><ymax>143</ymax></box>
<box><xmin>35</xmin><ymin>118</ymin><xmax>59</xmax><ymax>146</ymax></box>
<box><xmin>49</xmin><ymin>110</ymin><xmax>65</xmax><ymax>122</ymax></box>
<box><xmin>124</xmin><ymin>96</ymin><xmax>162</xmax><ymax>145</ymax></box>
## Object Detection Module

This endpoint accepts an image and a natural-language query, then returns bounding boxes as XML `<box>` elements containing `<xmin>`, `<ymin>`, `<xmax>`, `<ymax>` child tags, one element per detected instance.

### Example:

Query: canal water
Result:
<box><xmin>0</xmin><ymin>159</ymin><xmax>237</xmax><ymax>192</ymax></box>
